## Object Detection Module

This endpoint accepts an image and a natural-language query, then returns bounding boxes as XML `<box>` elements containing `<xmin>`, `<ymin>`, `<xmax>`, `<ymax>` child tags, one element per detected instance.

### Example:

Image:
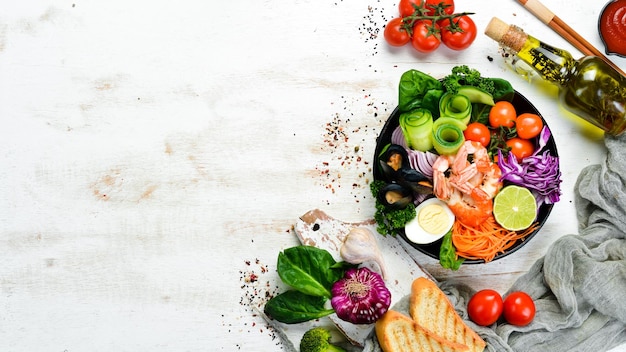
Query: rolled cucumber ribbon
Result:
<box><xmin>432</xmin><ymin>117</ymin><xmax>466</xmax><ymax>155</ymax></box>
<box><xmin>439</xmin><ymin>92</ymin><xmax>472</xmax><ymax>125</ymax></box>
<box><xmin>399</xmin><ymin>108</ymin><xmax>433</xmax><ymax>152</ymax></box>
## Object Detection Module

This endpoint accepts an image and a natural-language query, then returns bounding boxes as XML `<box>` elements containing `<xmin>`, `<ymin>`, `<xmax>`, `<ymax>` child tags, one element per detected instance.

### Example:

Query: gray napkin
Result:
<box><xmin>369</xmin><ymin>133</ymin><xmax>626</xmax><ymax>352</ymax></box>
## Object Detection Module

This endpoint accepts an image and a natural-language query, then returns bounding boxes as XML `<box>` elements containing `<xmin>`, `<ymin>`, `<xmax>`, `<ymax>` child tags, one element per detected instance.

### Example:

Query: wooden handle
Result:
<box><xmin>518</xmin><ymin>0</ymin><xmax>555</xmax><ymax>24</ymax></box>
<box><xmin>552</xmin><ymin>17</ymin><xmax>599</xmax><ymax>57</ymax></box>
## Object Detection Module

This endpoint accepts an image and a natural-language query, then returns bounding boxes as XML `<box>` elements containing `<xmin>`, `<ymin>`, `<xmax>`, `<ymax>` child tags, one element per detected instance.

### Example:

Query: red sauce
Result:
<box><xmin>599</xmin><ymin>0</ymin><xmax>626</xmax><ymax>57</ymax></box>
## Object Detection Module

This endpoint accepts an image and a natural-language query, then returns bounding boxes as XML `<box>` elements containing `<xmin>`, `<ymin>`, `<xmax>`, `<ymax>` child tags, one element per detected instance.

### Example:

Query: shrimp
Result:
<box><xmin>432</xmin><ymin>141</ymin><xmax>503</xmax><ymax>227</ymax></box>
<box><xmin>448</xmin><ymin>187</ymin><xmax>493</xmax><ymax>228</ymax></box>
<box><xmin>432</xmin><ymin>155</ymin><xmax>453</xmax><ymax>200</ymax></box>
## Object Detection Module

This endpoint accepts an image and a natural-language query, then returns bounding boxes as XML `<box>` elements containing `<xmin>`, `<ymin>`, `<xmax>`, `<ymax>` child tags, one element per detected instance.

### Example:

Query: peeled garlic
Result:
<box><xmin>340</xmin><ymin>227</ymin><xmax>387</xmax><ymax>279</ymax></box>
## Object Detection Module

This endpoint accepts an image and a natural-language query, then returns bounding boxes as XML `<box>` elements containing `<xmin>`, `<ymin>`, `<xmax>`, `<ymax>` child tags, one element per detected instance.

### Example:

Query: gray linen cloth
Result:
<box><xmin>368</xmin><ymin>133</ymin><xmax>626</xmax><ymax>351</ymax></box>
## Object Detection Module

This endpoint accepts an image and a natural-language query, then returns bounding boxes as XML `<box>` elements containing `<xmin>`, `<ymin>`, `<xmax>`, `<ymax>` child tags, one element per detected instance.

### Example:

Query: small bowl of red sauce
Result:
<box><xmin>599</xmin><ymin>0</ymin><xmax>626</xmax><ymax>57</ymax></box>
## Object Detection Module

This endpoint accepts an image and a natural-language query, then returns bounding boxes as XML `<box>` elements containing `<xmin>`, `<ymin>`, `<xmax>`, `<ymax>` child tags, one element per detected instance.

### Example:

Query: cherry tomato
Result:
<box><xmin>468</xmin><ymin>289</ymin><xmax>504</xmax><ymax>326</ymax></box>
<box><xmin>489</xmin><ymin>101</ymin><xmax>517</xmax><ymax>128</ymax></box>
<box><xmin>411</xmin><ymin>20</ymin><xmax>441</xmax><ymax>53</ymax></box>
<box><xmin>398</xmin><ymin>0</ymin><xmax>421</xmax><ymax>18</ymax></box>
<box><xmin>506</xmin><ymin>137</ymin><xmax>535</xmax><ymax>161</ymax></box>
<box><xmin>503</xmin><ymin>291</ymin><xmax>536</xmax><ymax>326</ymax></box>
<box><xmin>439</xmin><ymin>15</ymin><xmax>476</xmax><ymax>51</ymax></box>
<box><xmin>424</xmin><ymin>0</ymin><xmax>455</xmax><ymax>15</ymax></box>
<box><xmin>384</xmin><ymin>18</ymin><xmax>410</xmax><ymax>47</ymax></box>
<box><xmin>516</xmin><ymin>113</ymin><xmax>544</xmax><ymax>139</ymax></box>
<box><xmin>463</xmin><ymin>122</ymin><xmax>491</xmax><ymax>147</ymax></box>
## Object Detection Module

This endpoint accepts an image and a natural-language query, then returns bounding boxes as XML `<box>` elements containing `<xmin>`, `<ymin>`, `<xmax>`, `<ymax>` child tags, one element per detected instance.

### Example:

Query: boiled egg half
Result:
<box><xmin>404</xmin><ymin>198</ymin><xmax>455</xmax><ymax>244</ymax></box>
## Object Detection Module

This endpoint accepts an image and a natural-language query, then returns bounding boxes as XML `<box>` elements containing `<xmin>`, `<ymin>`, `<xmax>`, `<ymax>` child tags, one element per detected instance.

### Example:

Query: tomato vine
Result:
<box><xmin>384</xmin><ymin>0</ymin><xmax>477</xmax><ymax>52</ymax></box>
<box><xmin>400</xmin><ymin>6</ymin><xmax>473</xmax><ymax>38</ymax></box>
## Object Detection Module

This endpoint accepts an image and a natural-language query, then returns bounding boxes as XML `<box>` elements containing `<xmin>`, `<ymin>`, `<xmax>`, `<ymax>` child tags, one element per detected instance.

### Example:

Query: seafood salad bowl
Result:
<box><xmin>372</xmin><ymin>70</ymin><xmax>560</xmax><ymax>265</ymax></box>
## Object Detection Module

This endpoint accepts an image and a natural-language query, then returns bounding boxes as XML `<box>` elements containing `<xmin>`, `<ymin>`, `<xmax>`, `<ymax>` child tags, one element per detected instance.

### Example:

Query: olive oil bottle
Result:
<box><xmin>485</xmin><ymin>17</ymin><xmax>626</xmax><ymax>135</ymax></box>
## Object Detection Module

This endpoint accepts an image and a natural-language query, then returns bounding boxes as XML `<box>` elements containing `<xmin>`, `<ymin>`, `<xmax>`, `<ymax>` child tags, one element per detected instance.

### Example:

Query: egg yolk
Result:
<box><xmin>417</xmin><ymin>204</ymin><xmax>449</xmax><ymax>234</ymax></box>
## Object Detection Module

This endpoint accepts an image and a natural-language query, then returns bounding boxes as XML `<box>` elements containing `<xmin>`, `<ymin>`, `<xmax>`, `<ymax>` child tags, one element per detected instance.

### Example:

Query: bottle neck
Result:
<box><xmin>495</xmin><ymin>24</ymin><xmax>575</xmax><ymax>86</ymax></box>
<box><xmin>516</xmin><ymin>34</ymin><xmax>576</xmax><ymax>86</ymax></box>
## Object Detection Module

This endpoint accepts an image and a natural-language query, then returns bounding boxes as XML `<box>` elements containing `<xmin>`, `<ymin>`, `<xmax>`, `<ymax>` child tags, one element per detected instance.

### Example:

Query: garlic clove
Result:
<box><xmin>340</xmin><ymin>227</ymin><xmax>388</xmax><ymax>279</ymax></box>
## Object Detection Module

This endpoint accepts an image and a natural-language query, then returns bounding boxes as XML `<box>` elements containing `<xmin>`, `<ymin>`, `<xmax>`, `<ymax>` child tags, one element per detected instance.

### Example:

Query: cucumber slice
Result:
<box><xmin>457</xmin><ymin>86</ymin><xmax>495</xmax><ymax>106</ymax></box>
<box><xmin>439</xmin><ymin>92</ymin><xmax>472</xmax><ymax>125</ymax></box>
<box><xmin>432</xmin><ymin>122</ymin><xmax>465</xmax><ymax>155</ymax></box>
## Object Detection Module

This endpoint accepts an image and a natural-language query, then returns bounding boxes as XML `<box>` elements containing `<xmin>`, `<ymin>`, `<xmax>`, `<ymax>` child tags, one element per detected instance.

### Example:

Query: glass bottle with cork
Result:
<box><xmin>485</xmin><ymin>17</ymin><xmax>626</xmax><ymax>136</ymax></box>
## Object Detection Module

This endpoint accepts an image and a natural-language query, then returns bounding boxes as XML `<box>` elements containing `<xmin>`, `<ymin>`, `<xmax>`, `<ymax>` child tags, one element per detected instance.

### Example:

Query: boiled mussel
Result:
<box><xmin>378</xmin><ymin>144</ymin><xmax>409</xmax><ymax>182</ymax></box>
<box><xmin>398</xmin><ymin>168</ymin><xmax>433</xmax><ymax>194</ymax></box>
<box><xmin>378</xmin><ymin>144</ymin><xmax>432</xmax><ymax>195</ymax></box>
<box><xmin>377</xmin><ymin>183</ymin><xmax>413</xmax><ymax>210</ymax></box>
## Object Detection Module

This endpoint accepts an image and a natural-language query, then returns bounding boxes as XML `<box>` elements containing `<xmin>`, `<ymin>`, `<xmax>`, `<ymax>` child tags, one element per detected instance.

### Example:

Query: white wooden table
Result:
<box><xmin>1</xmin><ymin>0</ymin><xmax>624</xmax><ymax>350</ymax></box>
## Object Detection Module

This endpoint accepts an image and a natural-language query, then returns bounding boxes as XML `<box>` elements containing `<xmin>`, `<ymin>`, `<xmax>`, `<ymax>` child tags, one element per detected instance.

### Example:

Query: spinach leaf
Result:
<box><xmin>422</xmin><ymin>89</ymin><xmax>444</xmax><ymax>118</ymax></box>
<box><xmin>489</xmin><ymin>78</ymin><xmax>515</xmax><ymax>102</ymax></box>
<box><xmin>398</xmin><ymin>69</ymin><xmax>443</xmax><ymax>113</ymax></box>
<box><xmin>471</xmin><ymin>102</ymin><xmax>492</xmax><ymax>125</ymax></box>
<box><xmin>277</xmin><ymin>246</ymin><xmax>345</xmax><ymax>298</ymax></box>
<box><xmin>330</xmin><ymin>261</ymin><xmax>357</xmax><ymax>270</ymax></box>
<box><xmin>264</xmin><ymin>290</ymin><xmax>334</xmax><ymax>324</ymax></box>
<box><xmin>439</xmin><ymin>230</ymin><xmax>464</xmax><ymax>270</ymax></box>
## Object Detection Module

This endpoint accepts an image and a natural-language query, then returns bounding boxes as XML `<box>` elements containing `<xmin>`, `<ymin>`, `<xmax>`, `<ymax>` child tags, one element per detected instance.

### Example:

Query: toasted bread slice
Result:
<box><xmin>410</xmin><ymin>278</ymin><xmax>486</xmax><ymax>352</ymax></box>
<box><xmin>376</xmin><ymin>310</ymin><xmax>469</xmax><ymax>352</ymax></box>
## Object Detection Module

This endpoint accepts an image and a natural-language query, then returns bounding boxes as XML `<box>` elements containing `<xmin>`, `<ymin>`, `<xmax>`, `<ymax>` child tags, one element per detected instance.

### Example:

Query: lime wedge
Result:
<box><xmin>493</xmin><ymin>185</ymin><xmax>537</xmax><ymax>231</ymax></box>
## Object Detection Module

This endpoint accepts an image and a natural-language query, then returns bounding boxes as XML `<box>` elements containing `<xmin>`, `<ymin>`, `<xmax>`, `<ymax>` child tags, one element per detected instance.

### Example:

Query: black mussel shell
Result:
<box><xmin>378</xmin><ymin>144</ymin><xmax>409</xmax><ymax>182</ymax></box>
<box><xmin>398</xmin><ymin>168</ymin><xmax>433</xmax><ymax>194</ymax></box>
<box><xmin>377</xmin><ymin>183</ymin><xmax>413</xmax><ymax>210</ymax></box>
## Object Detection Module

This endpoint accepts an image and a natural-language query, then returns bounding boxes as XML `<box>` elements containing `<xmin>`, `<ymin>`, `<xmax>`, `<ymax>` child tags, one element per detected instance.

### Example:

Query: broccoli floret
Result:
<box><xmin>442</xmin><ymin>65</ymin><xmax>495</xmax><ymax>95</ymax></box>
<box><xmin>299</xmin><ymin>327</ymin><xmax>346</xmax><ymax>352</ymax></box>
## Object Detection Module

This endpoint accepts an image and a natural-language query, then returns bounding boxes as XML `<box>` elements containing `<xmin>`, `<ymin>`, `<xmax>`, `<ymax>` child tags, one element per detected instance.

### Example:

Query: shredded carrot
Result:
<box><xmin>451</xmin><ymin>216</ymin><xmax>539</xmax><ymax>263</ymax></box>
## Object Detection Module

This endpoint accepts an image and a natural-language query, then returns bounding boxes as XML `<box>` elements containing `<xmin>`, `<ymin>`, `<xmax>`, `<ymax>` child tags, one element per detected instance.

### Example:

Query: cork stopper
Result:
<box><xmin>484</xmin><ymin>17</ymin><xmax>528</xmax><ymax>52</ymax></box>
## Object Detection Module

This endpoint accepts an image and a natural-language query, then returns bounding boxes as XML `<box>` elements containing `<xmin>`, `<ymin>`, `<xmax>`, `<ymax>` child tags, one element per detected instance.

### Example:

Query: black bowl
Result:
<box><xmin>373</xmin><ymin>90</ymin><xmax>558</xmax><ymax>264</ymax></box>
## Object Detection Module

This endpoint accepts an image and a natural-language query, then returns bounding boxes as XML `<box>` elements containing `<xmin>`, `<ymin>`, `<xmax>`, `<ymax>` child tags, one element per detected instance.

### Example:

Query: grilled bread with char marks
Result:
<box><xmin>410</xmin><ymin>278</ymin><xmax>486</xmax><ymax>352</ymax></box>
<box><xmin>375</xmin><ymin>310</ymin><xmax>469</xmax><ymax>352</ymax></box>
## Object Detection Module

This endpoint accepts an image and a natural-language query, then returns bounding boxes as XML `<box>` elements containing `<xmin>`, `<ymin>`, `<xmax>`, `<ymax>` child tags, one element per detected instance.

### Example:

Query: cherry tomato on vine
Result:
<box><xmin>398</xmin><ymin>0</ymin><xmax>422</xmax><ymax>18</ymax></box>
<box><xmin>468</xmin><ymin>289</ymin><xmax>504</xmax><ymax>326</ymax></box>
<box><xmin>439</xmin><ymin>15</ymin><xmax>477</xmax><ymax>51</ymax></box>
<box><xmin>489</xmin><ymin>101</ymin><xmax>517</xmax><ymax>128</ymax></box>
<box><xmin>425</xmin><ymin>0</ymin><xmax>455</xmax><ymax>16</ymax></box>
<box><xmin>516</xmin><ymin>113</ymin><xmax>544</xmax><ymax>139</ymax></box>
<box><xmin>503</xmin><ymin>291</ymin><xmax>536</xmax><ymax>326</ymax></box>
<box><xmin>506</xmin><ymin>137</ymin><xmax>535</xmax><ymax>161</ymax></box>
<box><xmin>384</xmin><ymin>17</ymin><xmax>411</xmax><ymax>47</ymax></box>
<box><xmin>411</xmin><ymin>20</ymin><xmax>441</xmax><ymax>53</ymax></box>
<box><xmin>464</xmin><ymin>122</ymin><xmax>491</xmax><ymax>147</ymax></box>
